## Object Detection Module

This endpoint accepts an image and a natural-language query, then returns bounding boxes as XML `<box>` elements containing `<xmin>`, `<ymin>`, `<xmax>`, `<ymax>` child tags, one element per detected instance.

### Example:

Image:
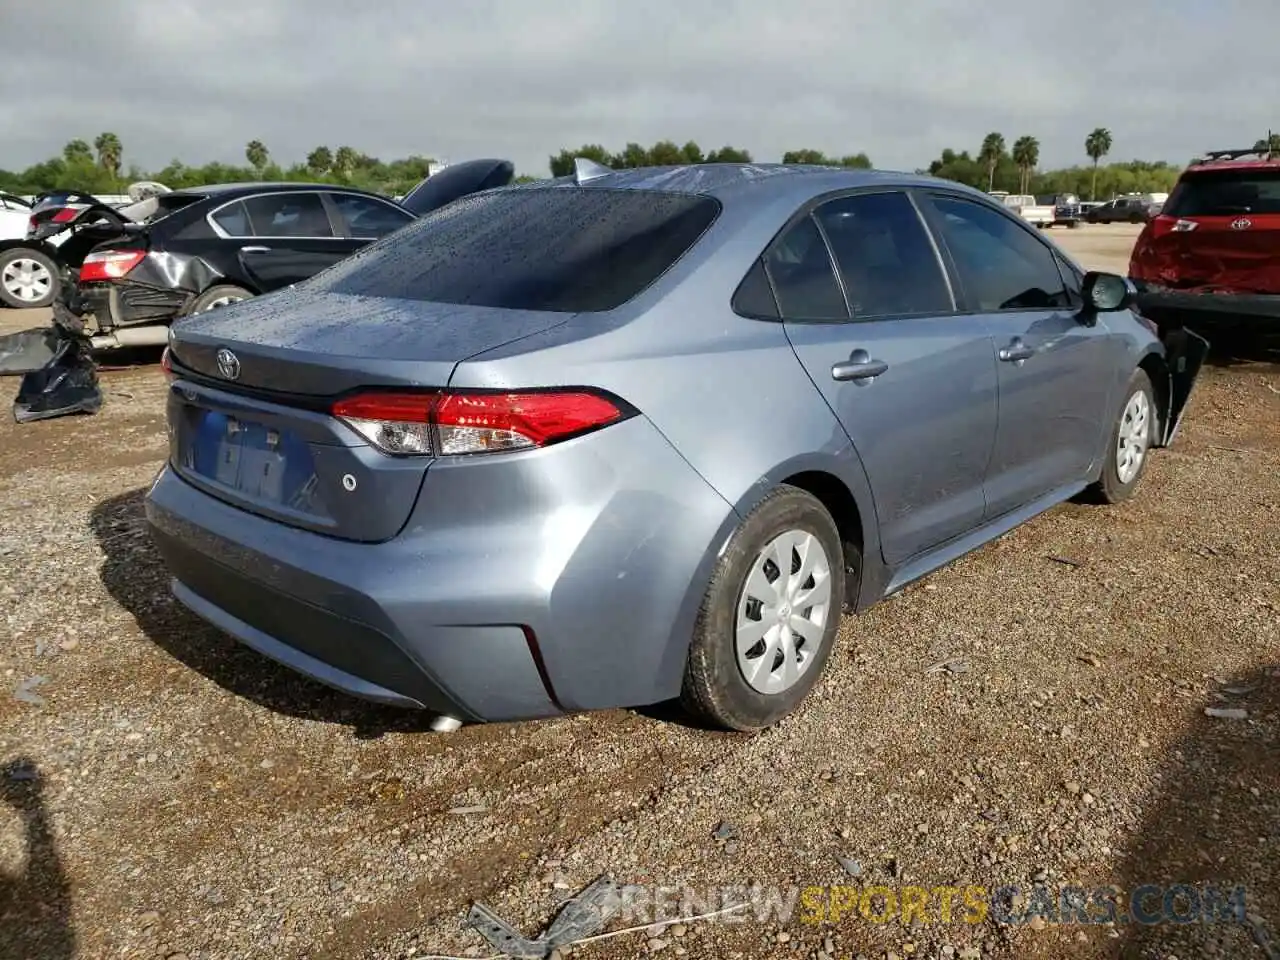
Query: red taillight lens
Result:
<box><xmin>79</xmin><ymin>249</ymin><xmax>146</xmax><ymax>282</ymax></box>
<box><xmin>331</xmin><ymin>389</ymin><xmax>627</xmax><ymax>457</ymax></box>
<box><xmin>52</xmin><ymin>206</ymin><xmax>81</xmax><ymax>223</ymax></box>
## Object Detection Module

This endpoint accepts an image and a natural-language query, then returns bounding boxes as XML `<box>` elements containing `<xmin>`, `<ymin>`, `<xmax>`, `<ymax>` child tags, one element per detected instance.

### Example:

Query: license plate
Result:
<box><xmin>186</xmin><ymin>411</ymin><xmax>319</xmax><ymax>509</ymax></box>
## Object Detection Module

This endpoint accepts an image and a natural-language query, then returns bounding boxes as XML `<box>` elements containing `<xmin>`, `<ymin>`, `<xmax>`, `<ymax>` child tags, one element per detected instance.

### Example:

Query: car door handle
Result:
<box><xmin>998</xmin><ymin>338</ymin><xmax>1035</xmax><ymax>363</ymax></box>
<box><xmin>240</xmin><ymin>245</ymin><xmax>271</xmax><ymax>254</ymax></box>
<box><xmin>831</xmin><ymin>349</ymin><xmax>889</xmax><ymax>382</ymax></box>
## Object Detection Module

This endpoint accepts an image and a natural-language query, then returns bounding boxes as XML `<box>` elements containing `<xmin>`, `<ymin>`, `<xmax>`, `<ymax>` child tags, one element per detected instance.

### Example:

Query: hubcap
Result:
<box><xmin>199</xmin><ymin>294</ymin><xmax>245</xmax><ymax>312</ymax></box>
<box><xmin>1116</xmin><ymin>389</ymin><xmax>1151</xmax><ymax>484</ymax></box>
<box><xmin>735</xmin><ymin>529</ymin><xmax>832</xmax><ymax>695</ymax></box>
<box><xmin>2</xmin><ymin>257</ymin><xmax>53</xmax><ymax>303</ymax></box>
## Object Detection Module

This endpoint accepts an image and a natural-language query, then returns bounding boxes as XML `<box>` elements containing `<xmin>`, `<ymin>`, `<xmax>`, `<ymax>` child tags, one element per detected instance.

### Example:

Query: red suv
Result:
<box><xmin>1130</xmin><ymin>148</ymin><xmax>1279</xmax><ymax>340</ymax></box>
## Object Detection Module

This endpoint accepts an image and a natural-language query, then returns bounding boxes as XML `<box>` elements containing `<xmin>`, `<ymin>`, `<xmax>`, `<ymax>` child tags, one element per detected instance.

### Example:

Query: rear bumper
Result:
<box><xmin>1136</xmin><ymin>286</ymin><xmax>1280</xmax><ymax>333</ymax></box>
<box><xmin>78</xmin><ymin>281</ymin><xmax>187</xmax><ymax>330</ymax></box>
<box><xmin>144</xmin><ymin>415</ymin><xmax>736</xmax><ymax>722</ymax></box>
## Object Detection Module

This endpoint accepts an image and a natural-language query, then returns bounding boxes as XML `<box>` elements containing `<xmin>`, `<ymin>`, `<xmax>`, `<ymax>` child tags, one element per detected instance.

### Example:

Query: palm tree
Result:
<box><xmin>245</xmin><ymin>140</ymin><xmax>269</xmax><ymax>173</ymax></box>
<box><xmin>93</xmin><ymin>132</ymin><xmax>122</xmax><ymax>181</ymax></box>
<box><xmin>1012</xmin><ymin>136</ymin><xmax>1040</xmax><ymax>194</ymax></box>
<box><xmin>979</xmin><ymin>133</ymin><xmax>1005</xmax><ymax>192</ymax></box>
<box><xmin>1085</xmin><ymin>127</ymin><xmax>1113</xmax><ymax>201</ymax></box>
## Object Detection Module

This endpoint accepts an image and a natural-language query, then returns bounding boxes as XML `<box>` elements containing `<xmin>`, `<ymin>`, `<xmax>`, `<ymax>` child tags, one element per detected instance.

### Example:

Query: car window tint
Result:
<box><xmin>763</xmin><ymin>215</ymin><xmax>848</xmax><ymax>321</ymax></box>
<box><xmin>929</xmin><ymin>196</ymin><xmax>1071</xmax><ymax>311</ymax></box>
<box><xmin>330</xmin><ymin>193</ymin><xmax>413</xmax><ymax>239</ymax></box>
<box><xmin>242</xmin><ymin>193</ymin><xmax>334</xmax><ymax>238</ymax></box>
<box><xmin>313</xmin><ymin>188</ymin><xmax>720</xmax><ymax>312</ymax></box>
<box><xmin>813</xmin><ymin>192</ymin><xmax>952</xmax><ymax>318</ymax></box>
<box><xmin>731</xmin><ymin>259</ymin><xmax>780</xmax><ymax>319</ymax></box>
<box><xmin>210</xmin><ymin>200</ymin><xmax>251</xmax><ymax>237</ymax></box>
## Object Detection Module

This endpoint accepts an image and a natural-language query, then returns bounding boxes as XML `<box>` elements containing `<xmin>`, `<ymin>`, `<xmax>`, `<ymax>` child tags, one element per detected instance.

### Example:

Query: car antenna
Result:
<box><xmin>573</xmin><ymin>157</ymin><xmax>612</xmax><ymax>185</ymax></box>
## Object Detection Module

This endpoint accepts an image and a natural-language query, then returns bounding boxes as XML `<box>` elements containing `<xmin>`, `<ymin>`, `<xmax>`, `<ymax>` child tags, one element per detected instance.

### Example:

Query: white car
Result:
<box><xmin>0</xmin><ymin>192</ymin><xmax>69</xmax><ymax>308</ymax></box>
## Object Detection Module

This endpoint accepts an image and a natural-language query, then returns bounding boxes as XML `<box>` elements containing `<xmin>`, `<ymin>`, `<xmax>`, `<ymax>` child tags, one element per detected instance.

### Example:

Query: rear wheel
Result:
<box><xmin>189</xmin><ymin>284</ymin><xmax>252</xmax><ymax>314</ymax></box>
<box><xmin>1090</xmin><ymin>368</ymin><xmax>1156</xmax><ymax>504</ymax></box>
<box><xmin>0</xmin><ymin>247</ymin><xmax>59</xmax><ymax>309</ymax></box>
<box><xmin>681</xmin><ymin>486</ymin><xmax>846</xmax><ymax>731</ymax></box>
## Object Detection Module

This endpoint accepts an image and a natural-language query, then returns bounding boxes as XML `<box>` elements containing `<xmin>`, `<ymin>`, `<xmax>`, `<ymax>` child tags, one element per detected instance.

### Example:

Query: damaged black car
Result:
<box><xmin>0</xmin><ymin>159</ymin><xmax>516</xmax><ymax>422</ymax></box>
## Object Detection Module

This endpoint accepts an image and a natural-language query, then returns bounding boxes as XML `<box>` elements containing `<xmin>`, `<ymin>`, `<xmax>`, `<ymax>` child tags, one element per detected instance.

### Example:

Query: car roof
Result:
<box><xmin>509</xmin><ymin>163</ymin><xmax>985</xmax><ymax>205</ymax></box>
<box><xmin>169</xmin><ymin>181</ymin><xmax>393</xmax><ymax>200</ymax></box>
<box><xmin>1185</xmin><ymin>149</ymin><xmax>1280</xmax><ymax>175</ymax></box>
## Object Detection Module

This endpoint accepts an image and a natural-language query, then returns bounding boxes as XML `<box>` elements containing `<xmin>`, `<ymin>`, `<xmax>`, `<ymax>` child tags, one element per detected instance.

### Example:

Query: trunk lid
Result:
<box><xmin>1133</xmin><ymin>167</ymin><xmax>1280</xmax><ymax>293</ymax></box>
<box><xmin>165</xmin><ymin>287</ymin><xmax>571</xmax><ymax>542</ymax></box>
<box><xmin>398</xmin><ymin>158</ymin><xmax>515</xmax><ymax>217</ymax></box>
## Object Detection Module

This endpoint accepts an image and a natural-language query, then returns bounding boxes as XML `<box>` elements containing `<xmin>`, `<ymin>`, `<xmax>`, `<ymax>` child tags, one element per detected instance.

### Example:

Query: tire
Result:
<box><xmin>680</xmin><ymin>485</ymin><xmax>847</xmax><ymax>732</ymax></box>
<box><xmin>188</xmin><ymin>284</ymin><xmax>253</xmax><ymax>314</ymax></box>
<box><xmin>1067</xmin><ymin>220</ymin><xmax>1081</xmax><ymax>229</ymax></box>
<box><xmin>0</xmin><ymin>247</ymin><xmax>59</xmax><ymax>309</ymax></box>
<box><xmin>1090</xmin><ymin>368</ymin><xmax>1157</xmax><ymax>504</ymax></box>
<box><xmin>1130</xmin><ymin>213</ymin><xmax>1143</xmax><ymax>224</ymax></box>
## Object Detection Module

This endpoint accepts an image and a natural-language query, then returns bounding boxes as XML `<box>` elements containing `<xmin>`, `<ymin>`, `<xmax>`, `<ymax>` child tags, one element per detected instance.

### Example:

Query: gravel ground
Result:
<box><xmin>0</xmin><ymin>225</ymin><xmax>1277</xmax><ymax>960</ymax></box>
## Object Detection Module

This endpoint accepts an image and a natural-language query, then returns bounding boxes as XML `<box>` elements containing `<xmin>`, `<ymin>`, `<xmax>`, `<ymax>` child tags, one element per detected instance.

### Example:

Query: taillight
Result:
<box><xmin>79</xmin><ymin>249</ymin><xmax>146</xmax><ymax>282</ymax></box>
<box><xmin>331</xmin><ymin>389</ymin><xmax>629</xmax><ymax>457</ymax></box>
<box><xmin>52</xmin><ymin>206</ymin><xmax>81</xmax><ymax>223</ymax></box>
<box><xmin>160</xmin><ymin>346</ymin><xmax>174</xmax><ymax>380</ymax></box>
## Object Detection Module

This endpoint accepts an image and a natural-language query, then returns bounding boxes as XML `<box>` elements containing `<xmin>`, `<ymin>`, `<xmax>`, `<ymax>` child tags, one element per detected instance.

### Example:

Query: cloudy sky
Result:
<box><xmin>3</xmin><ymin>0</ymin><xmax>1277</xmax><ymax>178</ymax></box>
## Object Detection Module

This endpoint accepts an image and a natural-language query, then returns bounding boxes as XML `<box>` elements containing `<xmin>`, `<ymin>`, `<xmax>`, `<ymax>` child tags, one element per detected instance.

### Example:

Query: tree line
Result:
<box><xmin>3</xmin><ymin>128</ymin><xmax>1272</xmax><ymax>200</ymax></box>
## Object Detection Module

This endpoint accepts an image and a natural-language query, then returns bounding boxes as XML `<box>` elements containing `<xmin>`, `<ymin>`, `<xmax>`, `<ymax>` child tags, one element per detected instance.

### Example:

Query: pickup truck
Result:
<box><xmin>989</xmin><ymin>192</ymin><xmax>1055</xmax><ymax>228</ymax></box>
<box><xmin>1038</xmin><ymin>193</ymin><xmax>1083</xmax><ymax>228</ymax></box>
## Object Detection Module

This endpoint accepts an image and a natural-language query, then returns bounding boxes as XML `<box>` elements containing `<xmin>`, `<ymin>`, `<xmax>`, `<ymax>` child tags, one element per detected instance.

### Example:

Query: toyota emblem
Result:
<box><xmin>1230</xmin><ymin>217</ymin><xmax>1252</xmax><ymax>231</ymax></box>
<box><xmin>215</xmin><ymin>347</ymin><xmax>241</xmax><ymax>380</ymax></box>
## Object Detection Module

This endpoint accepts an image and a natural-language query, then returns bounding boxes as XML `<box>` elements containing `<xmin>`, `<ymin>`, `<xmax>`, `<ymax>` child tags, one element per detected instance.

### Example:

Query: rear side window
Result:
<box><xmin>329</xmin><ymin>193</ymin><xmax>413</xmax><ymax>239</ymax></box>
<box><xmin>813</xmin><ymin>192</ymin><xmax>952</xmax><ymax>317</ymax></box>
<box><xmin>763</xmin><ymin>216</ymin><xmax>848</xmax><ymax>321</ymax></box>
<box><xmin>210</xmin><ymin>200</ymin><xmax>250</xmax><ymax>236</ymax></box>
<box><xmin>1164</xmin><ymin>170</ymin><xmax>1280</xmax><ymax>216</ymax></box>
<box><xmin>241</xmin><ymin>193</ymin><xmax>334</xmax><ymax>238</ymax></box>
<box><xmin>314</xmin><ymin>188</ymin><xmax>720</xmax><ymax>312</ymax></box>
<box><xmin>927</xmin><ymin>195</ymin><xmax>1071</xmax><ymax>311</ymax></box>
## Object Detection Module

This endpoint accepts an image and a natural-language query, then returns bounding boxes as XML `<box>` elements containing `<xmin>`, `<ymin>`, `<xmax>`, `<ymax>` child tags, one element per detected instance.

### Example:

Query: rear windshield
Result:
<box><xmin>1165</xmin><ymin>169</ymin><xmax>1280</xmax><ymax>217</ymax></box>
<box><xmin>140</xmin><ymin>193</ymin><xmax>206</xmax><ymax>224</ymax></box>
<box><xmin>311</xmin><ymin>187</ymin><xmax>721</xmax><ymax>312</ymax></box>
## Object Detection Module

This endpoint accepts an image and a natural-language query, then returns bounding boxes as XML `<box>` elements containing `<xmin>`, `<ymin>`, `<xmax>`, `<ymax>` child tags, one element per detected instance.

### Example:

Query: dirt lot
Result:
<box><xmin>1</xmin><ymin>224</ymin><xmax>1277</xmax><ymax>960</ymax></box>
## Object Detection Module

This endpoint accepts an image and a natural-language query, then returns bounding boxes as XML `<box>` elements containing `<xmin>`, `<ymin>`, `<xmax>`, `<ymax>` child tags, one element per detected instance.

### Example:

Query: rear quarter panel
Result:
<box><xmin>451</xmin><ymin>194</ymin><xmax>886</xmax><ymax>600</ymax></box>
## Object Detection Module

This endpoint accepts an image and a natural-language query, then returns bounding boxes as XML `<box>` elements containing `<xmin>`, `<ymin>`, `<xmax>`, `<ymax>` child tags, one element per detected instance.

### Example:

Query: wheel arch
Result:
<box><xmin>0</xmin><ymin>239</ymin><xmax>58</xmax><ymax>259</ymax></box>
<box><xmin>724</xmin><ymin>451</ymin><xmax>885</xmax><ymax>611</ymax></box>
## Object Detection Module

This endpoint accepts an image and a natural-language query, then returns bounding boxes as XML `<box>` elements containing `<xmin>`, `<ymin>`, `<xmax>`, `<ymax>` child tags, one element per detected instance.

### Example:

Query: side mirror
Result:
<box><xmin>1080</xmin><ymin>271</ymin><xmax>1136</xmax><ymax>313</ymax></box>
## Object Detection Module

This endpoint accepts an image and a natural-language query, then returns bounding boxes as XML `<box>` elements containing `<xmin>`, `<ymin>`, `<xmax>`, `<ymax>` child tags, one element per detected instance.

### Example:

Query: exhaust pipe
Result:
<box><xmin>89</xmin><ymin>327</ymin><xmax>170</xmax><ymax>350</ymax></box>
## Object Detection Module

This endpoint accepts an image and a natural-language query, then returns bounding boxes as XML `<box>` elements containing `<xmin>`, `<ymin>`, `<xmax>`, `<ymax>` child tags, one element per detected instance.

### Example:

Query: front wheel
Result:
<box><xmin>0</xmin><ymin>247</ymin><xmax>59</xmax><ymax>309</ymax></box>
<box><xmin>681</xmin><ymin>486</ymin><xmax>846</xmax><ymax>731</ymax></box>
<box><xmin>1089</xmin><ymin>368</ymin><xmax>1156</xmax><ymax>504</ymax></box>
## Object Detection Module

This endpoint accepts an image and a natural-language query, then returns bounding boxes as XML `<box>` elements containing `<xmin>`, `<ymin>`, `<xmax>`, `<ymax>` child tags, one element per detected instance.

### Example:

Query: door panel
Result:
<box><xmin>234</xmin><ymin>192</ymin><xmax>361</xmax><ymax>291</ymax></box>
<box><xmin>772</xmin><ymin>192</ymin><xmax>999</xmax><ymax>566</ymax></box>
<box><xmin>237</xmin><ymin>239</ymin><xmax>356</xmax><ymax>291</ymax></box>
<box><xmin>922</xmin><ymin>192</ymin><xmax>1116</xmax><ymax>517</ymax></box>
<box><xmin>786</xmin><ymin>318</ymin><xmax>999</xmax><ymax>565</ymax></box>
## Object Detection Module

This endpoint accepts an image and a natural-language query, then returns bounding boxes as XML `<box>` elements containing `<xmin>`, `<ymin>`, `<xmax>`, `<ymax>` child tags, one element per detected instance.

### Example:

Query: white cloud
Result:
<box><xmin>3</xmin><ymin>0</ymin><xmax>1278</xmax><ymax>177</ymax></box>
